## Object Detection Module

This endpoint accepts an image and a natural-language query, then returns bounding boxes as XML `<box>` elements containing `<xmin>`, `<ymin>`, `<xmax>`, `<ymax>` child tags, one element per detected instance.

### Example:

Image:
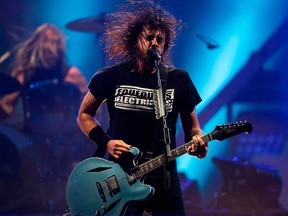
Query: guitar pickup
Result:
<box><xmin>107</xmin><ymin>175</ymin><xmax>120</xmax><ymax>194</ymax></box>
<box><xmin>104</xmin><ymin>180</ymin><xmax>113</xmax><ymax>197</ymax></box>
<box><xmin>96</xmin><ymin>181</ymin><xmax>106</xmax><ymax>202</ymax></box>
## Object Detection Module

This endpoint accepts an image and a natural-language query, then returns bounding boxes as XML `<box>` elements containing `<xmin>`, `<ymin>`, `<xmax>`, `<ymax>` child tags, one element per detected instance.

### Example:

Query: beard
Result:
<box><xmin>137</xmin><ymin>50</ymin><xmax>160</xmax><ymax>66</ymax></box>
<box><xmin>135</xmin><ymin>49</ymin><xmax>153</xmax><ymax>64</ymax></box>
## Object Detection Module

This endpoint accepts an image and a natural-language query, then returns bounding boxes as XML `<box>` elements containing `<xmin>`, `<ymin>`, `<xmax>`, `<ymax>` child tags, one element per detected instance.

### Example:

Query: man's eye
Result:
<box><xmin>157</xmin><ymin>37</ymin><xmax>164</xmax><ymax>43</ymax></box>
<box><xmin>145</xmin><ymin>35</ymin><xmax>164</xmax><ymax>43</ymax></box>
<box><xmin>146</xmin><ymin>35</ymin><xmax>154</xmax><ymax>41</ymax></box>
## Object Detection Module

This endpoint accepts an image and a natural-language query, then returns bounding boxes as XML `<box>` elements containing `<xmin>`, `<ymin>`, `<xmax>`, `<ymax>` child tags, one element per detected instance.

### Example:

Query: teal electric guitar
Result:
<box><xmin>66</xmin><ymin>122</ymin><xmax>252</xmax><ymax>216</ymax></box>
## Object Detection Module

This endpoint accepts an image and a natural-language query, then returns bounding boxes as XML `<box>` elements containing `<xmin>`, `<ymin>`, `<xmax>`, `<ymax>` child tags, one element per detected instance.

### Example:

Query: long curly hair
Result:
<box><xmin>102</xmin><ymin>0</ymin><xmax>181</xmax><ymax>64</ymax></box>
<box><xmin>12</xmin><ymin>23</ymin><xmax>67</xmax><ymax>77</ymax></box>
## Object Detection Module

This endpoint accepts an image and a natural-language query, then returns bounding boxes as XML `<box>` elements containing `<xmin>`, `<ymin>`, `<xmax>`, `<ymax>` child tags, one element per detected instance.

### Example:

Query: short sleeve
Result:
<box><xmin>88</xmin><ymin>68</ymin><xmax>108</xmax><ymax>98</ymax></box>
<box><xmin>178</xmin><ymin>71</ymin><xmax>202</xmax><ymax>112</ymax></box>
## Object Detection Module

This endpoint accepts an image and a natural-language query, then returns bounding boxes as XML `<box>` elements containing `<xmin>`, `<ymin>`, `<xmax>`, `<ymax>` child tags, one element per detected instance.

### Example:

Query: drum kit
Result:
<box><xmin>0</xmin><ymin>11</ymin><xmax>107</xmax><ymax>96</ymax></box>
<box><xmin>0</xmin><ymin>12</ymin><xmax>107</xmax><ymax>133</ymax></box>
<box><xmin>0</xmin><ymin>14</ymin><xmax>109</xmax><ymax>213</ymax></box>
<box><xmin>65</xmin><ymin>12</ymin><xmax>107</xmax><ymax>34</ymax></box>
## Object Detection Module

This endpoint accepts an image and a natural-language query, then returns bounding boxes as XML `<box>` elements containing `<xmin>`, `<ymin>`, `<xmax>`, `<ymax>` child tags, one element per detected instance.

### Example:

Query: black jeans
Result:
<box><xmin>124</xmin><ymin>175</ymin><xmax>186</xmax><ymax>216</ymax></box>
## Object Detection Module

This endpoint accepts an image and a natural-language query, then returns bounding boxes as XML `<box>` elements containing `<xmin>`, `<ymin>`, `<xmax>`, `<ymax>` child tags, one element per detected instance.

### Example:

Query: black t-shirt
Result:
<box><xmin>89</xmin><ymin>61</ymin><xmax>202</xmax><ymax>176</ymax></box>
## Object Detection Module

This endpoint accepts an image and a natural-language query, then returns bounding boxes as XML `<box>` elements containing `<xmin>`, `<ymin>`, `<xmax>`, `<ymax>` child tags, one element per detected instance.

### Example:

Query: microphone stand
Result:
<box><xmin>154</xmin><ymin>58</ymin><xmax>172</xmax><ymax>189</ymax></box>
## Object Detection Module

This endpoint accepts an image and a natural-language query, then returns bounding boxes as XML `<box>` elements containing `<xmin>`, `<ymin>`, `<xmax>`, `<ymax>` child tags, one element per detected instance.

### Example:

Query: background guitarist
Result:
<box><xmin>77</xmin><ymin>0</ymin><xmax>208</xmax><ymax>215</ymax></box>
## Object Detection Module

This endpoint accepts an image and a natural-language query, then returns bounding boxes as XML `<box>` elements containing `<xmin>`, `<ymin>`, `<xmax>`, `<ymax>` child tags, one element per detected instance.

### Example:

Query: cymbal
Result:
<box><xmin>0</xmin><ymin>73</ymin><xmax>21</xmax><ymax>96</ymax></box>
<box><xmin>65</xmin><ymin>13</ymin><xmax>106</xmax><ymax>33</ymax></box>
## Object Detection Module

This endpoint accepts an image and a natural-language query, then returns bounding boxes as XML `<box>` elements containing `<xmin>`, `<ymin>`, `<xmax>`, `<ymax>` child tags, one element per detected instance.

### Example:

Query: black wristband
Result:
<box><xmin>88</xmin><ymin>126</ymin><xmax>111</xmax><ymax>150</ymax></box>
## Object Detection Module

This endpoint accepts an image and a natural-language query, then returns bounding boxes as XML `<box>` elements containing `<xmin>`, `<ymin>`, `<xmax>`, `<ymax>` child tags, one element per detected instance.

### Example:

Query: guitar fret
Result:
<box><xmin>135</xmin><ymin>143</ymin><xmax>190</xmax><ymax>178</ymax></box>
<box><xmin>136</xmin><ymin>156</ymin><xmax>163</xmax><ymax>178</ymax></box>
<box><xmin>134</xmin><ymin>129</ymin><xmax>247</xmax><ymax>178</ymax></box>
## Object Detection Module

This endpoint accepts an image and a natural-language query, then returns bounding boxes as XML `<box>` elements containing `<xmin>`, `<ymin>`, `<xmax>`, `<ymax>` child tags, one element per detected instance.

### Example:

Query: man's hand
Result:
<box><xmin>107</xmin><ymin>140</ymin><xmax>132</xmax><ymax>159</ymax></box>
<box><xmin>187</xmin><ymin>135</ymin><xmax>208</xmax><ymax>159</ymax></box>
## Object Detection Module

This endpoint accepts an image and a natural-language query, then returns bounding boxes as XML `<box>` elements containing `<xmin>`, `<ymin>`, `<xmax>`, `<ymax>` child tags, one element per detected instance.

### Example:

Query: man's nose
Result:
<box><xmin>151</xmin><ymin>37</ymin><xmax>159</xmax><ymax>45</ymax></box>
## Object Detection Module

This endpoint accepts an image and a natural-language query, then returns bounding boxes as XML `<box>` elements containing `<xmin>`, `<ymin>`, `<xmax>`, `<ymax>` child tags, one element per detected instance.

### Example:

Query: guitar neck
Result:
<box><xmin>133</xmin><ymin>133</ymin><xmax>212</xmax><ymax>179</ymax></box>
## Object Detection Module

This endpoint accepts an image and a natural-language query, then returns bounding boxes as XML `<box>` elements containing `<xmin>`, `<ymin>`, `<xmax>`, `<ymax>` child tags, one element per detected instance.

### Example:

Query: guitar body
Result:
<box><xmin>66</xmin><ymin>122</ymin><xmax>252</xmax><ymax>215</ymax></box>
<box><xmin>66</xmin><ymin>147</ymin><xmax>154</xmax><ymax>216</ymax></box>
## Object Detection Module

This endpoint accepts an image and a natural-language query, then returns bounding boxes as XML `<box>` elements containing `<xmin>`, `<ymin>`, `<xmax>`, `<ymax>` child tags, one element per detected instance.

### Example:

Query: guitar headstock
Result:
<box><xmin>210</xmin><ymin>121</ymin><xmax>253</xmax><ymax>141</ymax></box>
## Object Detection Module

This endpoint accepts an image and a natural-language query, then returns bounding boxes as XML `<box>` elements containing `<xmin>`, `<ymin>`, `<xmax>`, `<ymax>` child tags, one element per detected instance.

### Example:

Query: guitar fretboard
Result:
<box><xmin>133</xmin><ymin>133</ymin><xmax>212</xmax><ymax>178</ymax></box>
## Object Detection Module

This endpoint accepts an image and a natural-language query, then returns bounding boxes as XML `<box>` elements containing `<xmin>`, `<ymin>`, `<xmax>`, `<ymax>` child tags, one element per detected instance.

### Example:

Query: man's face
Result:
<box><xmin>136</xmin><ymin>27</ymin><xmax>166</xmax><ymax>62</ymax></box>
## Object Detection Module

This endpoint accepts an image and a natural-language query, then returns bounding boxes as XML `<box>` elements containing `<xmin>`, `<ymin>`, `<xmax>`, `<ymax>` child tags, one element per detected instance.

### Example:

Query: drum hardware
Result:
<box><xmin>0</xmin><ymin>72</ymin><xmax>21</xmax><ymax>97</ymax></box>
<box><xmin>65</xmin><ymin>12</ymin><xmax>106</xmax><ymax>34</ymax></box>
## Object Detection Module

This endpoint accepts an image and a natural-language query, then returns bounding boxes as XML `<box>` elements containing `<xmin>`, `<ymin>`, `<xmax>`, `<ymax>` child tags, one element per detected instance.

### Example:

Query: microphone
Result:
<box><xmin>148</xmin><ymin>47</ymin><xmax>161</xmax><ymax>61</ymax></box>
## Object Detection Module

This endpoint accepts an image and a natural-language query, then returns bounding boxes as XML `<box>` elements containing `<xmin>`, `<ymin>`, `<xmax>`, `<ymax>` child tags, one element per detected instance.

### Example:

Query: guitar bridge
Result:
<box><xmin>126</xmin><ymin>173</ymin><xmax>136</xmax><ymax>184</ymax></box>
<box><xmin>104</xmin><ymin>180</ymin><xmax>113</xmax><ymax>197</ymax></box>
